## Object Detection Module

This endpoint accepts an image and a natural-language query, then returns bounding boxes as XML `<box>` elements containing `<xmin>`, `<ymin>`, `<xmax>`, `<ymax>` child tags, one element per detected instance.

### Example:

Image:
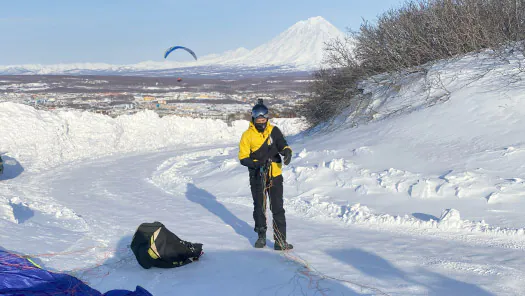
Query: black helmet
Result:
<box><xmin>251</xmin><ymin>99</ymin><xmax>268</xmax><ymax>121</ymax></box>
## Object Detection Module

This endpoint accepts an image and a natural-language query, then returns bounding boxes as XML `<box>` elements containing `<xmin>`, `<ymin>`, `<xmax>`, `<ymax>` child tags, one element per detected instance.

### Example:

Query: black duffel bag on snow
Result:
<box><xmin>130</xmin><ymin>221</ymin><xmax>203</xmax><ymax>269</ymax></box>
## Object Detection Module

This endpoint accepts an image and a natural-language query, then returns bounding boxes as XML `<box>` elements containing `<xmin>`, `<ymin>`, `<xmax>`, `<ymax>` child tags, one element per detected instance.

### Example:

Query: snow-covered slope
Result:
<box><xmin>3</xmin><ymin>50</ymin><xmax>525</xmax><ymax>295</ymax></box>
<box><xmin>0</xmin><ymin>17</ymin><xmax>345</xmax><ymax>75</ymax></box>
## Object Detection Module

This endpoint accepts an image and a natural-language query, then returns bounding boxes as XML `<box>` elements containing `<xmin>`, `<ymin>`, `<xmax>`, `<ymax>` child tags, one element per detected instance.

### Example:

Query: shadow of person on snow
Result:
<box><xmin>185</xmin><ymin>183</ymin><xmax>255</xmax><ymax>245</ymax></box>
<box><xmin>328</xmin><ymin>248</ymin><xmax>495</xmax><ymax>296</ymax></box>
<box><xmin>0</xmin><ymin>154</ymin><xmax>24</xmax><ymax>181</ymax></box>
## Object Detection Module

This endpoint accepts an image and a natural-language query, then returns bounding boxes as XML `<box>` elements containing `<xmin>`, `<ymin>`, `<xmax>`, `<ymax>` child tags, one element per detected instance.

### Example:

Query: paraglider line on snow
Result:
<box><xmin>263</xmin><ymin>178</ymin><xmax>390</xmax><ymax>296</ymax></box>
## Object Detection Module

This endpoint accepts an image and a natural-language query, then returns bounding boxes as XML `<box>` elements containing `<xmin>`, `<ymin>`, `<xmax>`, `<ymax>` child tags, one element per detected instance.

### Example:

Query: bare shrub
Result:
<box><xmin>301</xmin><ymin>63</ymin><xmax>368</xmax><ymax>127</ymax></box>
<box><xmin>302</xmin><ymin>0</ymin><xmax>525</xmax><ymax>127</ymax></box>
<box><xmin>356</xmin><ymin>0</ymin><xmax>525</xmax><ymax>73</ymax></box>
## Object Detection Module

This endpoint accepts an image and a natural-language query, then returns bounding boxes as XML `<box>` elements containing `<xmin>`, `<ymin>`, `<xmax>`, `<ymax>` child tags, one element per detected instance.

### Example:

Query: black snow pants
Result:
<box><xmin>249</xmin><ymin>167</ymin><xmax>287</xmax><ymax>242</ymax></box>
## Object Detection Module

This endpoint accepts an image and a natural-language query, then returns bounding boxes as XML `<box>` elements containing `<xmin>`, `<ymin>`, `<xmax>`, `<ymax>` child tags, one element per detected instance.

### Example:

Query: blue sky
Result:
<box><xmin>0</xmin><ymin>0</ymin><xmax>405</xmax><ymax>65</ymax></box>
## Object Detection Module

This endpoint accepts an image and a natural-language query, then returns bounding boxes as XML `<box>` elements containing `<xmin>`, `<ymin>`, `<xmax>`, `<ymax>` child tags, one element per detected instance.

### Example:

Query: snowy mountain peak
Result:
<box><xmin>294</xmin><ymin>16</ymin><xmax>331</xmax><ymax>26</ymax></box>
<box><xmin>220</xmin><ymin>16</ymin><xmax>346</xmax><ymax>68</ymax></box>
<box><xmin>306</xmin><ymin>16</ymin><xmax>327</xmax><ymax>22</ymax></box>
<box><xmin>297</xmin><ymin>16</ymin><xmax>334</xmax><ymax>27</ymax></box>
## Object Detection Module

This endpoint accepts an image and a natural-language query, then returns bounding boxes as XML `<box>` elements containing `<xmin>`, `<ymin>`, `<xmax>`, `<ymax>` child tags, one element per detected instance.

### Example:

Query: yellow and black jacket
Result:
<box><xmin>238</xmin><ymin>121</ymin><xmax>291</xmax><ymax>178</ymax></box>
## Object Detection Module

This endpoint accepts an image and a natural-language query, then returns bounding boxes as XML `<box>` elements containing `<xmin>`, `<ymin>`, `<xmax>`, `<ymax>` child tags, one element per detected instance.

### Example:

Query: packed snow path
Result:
<box><xmin>3</xmin><ymin>146</ymin><xmax>525</xmax><ymax>295</ymax></box>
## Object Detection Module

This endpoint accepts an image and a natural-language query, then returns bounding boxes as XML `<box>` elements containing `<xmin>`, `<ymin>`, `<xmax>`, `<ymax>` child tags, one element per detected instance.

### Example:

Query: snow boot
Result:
<box><xmin>254</xmin><ymin>232</ymin><xmax>266</xmax><ymax>248</ymax></box>
<box><xmin>274</xmin><ymin>241</ymin><xmax>293</xmax><ymax>251</ymax></box>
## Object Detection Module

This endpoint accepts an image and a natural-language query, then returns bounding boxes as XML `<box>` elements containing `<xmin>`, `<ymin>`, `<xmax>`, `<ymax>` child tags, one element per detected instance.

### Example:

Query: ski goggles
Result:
<box><xmin>252</xmin><ymin>109</ymin><xmax>269</xmax><ymax>119</ymax></box>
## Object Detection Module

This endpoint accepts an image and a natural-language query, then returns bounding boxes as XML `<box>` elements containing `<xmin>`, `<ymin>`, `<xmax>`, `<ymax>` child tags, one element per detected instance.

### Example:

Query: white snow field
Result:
<box><xmin>3</xmin><ymin>49</ymin><xmax>525</xmax><ymax>295</ymax></box>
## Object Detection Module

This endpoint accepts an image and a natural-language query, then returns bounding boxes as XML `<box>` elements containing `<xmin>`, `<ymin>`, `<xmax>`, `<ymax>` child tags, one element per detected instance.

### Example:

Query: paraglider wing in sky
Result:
<box><xmin>164</xmin><ymin>46</ymin><xmax>198</xmax><ymax>60</ymax></box>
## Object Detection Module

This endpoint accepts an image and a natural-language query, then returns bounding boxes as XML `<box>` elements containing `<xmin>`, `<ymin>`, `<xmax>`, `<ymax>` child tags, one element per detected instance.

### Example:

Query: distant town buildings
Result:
<box><xmin>0</xmin><ymin>76</ymin><xmax>308</xmax><ymax>119</ymax></box>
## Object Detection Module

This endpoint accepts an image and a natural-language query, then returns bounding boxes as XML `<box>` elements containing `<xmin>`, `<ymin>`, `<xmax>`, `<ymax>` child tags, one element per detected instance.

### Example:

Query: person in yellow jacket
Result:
<box><xmin>238</xmin><ymin>99</ymin><xmax>293</xmax><ymax>250</ymax></box>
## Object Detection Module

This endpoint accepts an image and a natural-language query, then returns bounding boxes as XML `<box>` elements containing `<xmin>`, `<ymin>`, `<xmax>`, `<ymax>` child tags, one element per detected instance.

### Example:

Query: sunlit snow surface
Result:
<box><xmin>2</xmin><ymin>50</ymin><xmax>525</xmax><ymax>295</ymax></box>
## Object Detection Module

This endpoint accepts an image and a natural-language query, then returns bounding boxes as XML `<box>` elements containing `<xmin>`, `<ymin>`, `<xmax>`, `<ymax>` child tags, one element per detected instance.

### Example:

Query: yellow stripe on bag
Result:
<box><xmin>148</xmin><ymin>233</ymin><xmax>160</xmax><ymax>259</ymax></box>
<box><xmin>148</xmin><ymin>248</ymin><xmax>159</xmax><ymax>259</ymax></box>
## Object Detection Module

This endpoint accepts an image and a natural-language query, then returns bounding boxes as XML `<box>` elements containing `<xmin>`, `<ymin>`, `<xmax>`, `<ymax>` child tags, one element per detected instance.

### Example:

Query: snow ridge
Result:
<box><xmin>0</xmin><ymin>102</ymin><xmax>305</xmax><ymax>171</ymax></box>
<box><xmin>287</xmin><ymin>197</ymin><xmax>525</xmax><ymax>238</ymax></box>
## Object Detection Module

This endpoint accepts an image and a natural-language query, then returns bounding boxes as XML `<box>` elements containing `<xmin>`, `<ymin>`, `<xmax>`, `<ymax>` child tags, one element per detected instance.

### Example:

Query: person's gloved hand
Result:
<box><xmin>252</xmin><ymin>160</ymin><xmax>263</xmax><ymax>169</ymax></box>
<box><xmin>240</xmin><ymin>157</ymin><xmax>263</xmax><ymax>169</ymax></box>
<box><xmin>282</xmin><ymin>148</ymin><xmax>292</xmax><ymax>165</ymax></box>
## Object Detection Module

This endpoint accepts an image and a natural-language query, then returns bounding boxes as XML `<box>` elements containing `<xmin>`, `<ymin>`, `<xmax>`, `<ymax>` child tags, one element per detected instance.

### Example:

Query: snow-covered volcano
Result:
<box><xmin>0</xmin><ymin>16</ymin><xmax>345</xmax><ymax>75</ymax></box>
<box><xmin>204</xmin><ymin>16</ymin><xmax>346</xmax><ymax>68</ymax></box>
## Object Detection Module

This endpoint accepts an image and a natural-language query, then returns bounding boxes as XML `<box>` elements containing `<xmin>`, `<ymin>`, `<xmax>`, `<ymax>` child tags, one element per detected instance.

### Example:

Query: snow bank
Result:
<box><xmin>0</xmin><ymin>102</ymin><xmax>305</xmax><ymax>171</ymax></box>
<box><xmin>285</xmin><ymin>196</ymin><xmax>525</xmax><ymax>237</ymax></box>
